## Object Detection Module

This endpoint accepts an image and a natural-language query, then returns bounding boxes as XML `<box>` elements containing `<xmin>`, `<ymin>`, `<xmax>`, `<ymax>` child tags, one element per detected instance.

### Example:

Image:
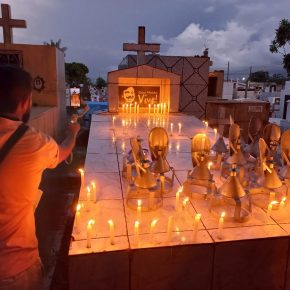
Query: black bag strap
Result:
<box><xmin>0</xmin><ymin>123</ymin><xmax>29</xmax><ymax>164</ymax></box>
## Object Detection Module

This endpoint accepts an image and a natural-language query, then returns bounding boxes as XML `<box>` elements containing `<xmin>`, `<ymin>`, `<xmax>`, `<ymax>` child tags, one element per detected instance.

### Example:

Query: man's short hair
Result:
<box><xmin>0</xmin><ymin>65</ymin><xmax>32</xmax><ymax>113</ymax></box>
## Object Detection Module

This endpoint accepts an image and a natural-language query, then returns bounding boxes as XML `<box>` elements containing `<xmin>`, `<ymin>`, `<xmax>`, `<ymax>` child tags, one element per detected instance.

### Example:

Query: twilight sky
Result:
<box><xmin>2</xmin><ymin>0</ymin><xmax>290</xmax><ymax>79</ymax></box>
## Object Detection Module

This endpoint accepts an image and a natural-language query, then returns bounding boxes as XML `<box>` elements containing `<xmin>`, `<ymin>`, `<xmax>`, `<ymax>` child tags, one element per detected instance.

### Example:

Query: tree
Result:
<box><xmin>270</xmin><ymin>73</ymin><xmax>286</xmax><ymax>85</ymax></box>
<box><xmin>95</xmin><ymin>77</ymin><xmax>107</xmax><ymax>89</ymax></box>
<box><xmin>249</xmin><ymin>71</ymin><xmax>269</xmax><ymax>82</ymax></box>
<box><xmin>65</xmin><ymin>62</ymin><xmax>89</xmax><ymax>86</ymax></box>
<box><xmin>43</xmin><ymin>38</ymin><xmax>67</xmax><ymax>56</ymax></box>
<box><xmin>270</xmin><ymin>19</ymin><xmax>290</xmax><ymax>78</ymax></box>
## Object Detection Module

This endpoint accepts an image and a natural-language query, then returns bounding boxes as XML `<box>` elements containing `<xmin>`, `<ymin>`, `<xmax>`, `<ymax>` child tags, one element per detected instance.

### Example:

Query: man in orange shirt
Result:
<box><xmin>0</xmin><ymin>65</ymin><xmax>80</xmax><ymax>290</ymax></box>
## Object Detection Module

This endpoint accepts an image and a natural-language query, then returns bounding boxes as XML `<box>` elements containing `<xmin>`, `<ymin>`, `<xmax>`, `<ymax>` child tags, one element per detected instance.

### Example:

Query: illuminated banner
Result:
<box><xmin>119</xmin><ymin>86</ymin><xmax>160</xmax><ymax>107</ymax></box>
<box><xmin>70</xmin><ymin>87</ymin><xmax>81</xmax><ymax>107</ymax></box>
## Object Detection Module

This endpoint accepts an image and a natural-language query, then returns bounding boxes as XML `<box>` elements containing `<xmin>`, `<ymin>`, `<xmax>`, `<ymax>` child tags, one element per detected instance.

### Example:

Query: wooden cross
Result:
<box><xmin>0</xmin><ymin>4</ymin><xmax>27</xmax><ymax>44</ymax></box>
<box><xmin>123</xmin><ymin>26</ymin><xmax>160</xmax><ymax>65</ymax></box>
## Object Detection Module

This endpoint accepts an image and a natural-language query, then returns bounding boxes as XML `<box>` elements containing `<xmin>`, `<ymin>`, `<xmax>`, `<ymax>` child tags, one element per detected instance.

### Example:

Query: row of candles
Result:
<box><xmin>121</xmin><ymin>103</ymin><xmax>170</xmax><ymax>115</ymax></box>
<box><xmin>74</xmin><ymin>180</ymin><xmax>228</xmax><ymax>248</ymax></box>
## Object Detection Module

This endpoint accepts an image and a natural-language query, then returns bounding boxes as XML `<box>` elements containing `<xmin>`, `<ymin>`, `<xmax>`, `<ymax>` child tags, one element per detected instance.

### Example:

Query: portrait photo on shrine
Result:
<box><xmin>2</xmin><ymin>1</ymin><xmax>290</xmax><ymax>290</ymax></box>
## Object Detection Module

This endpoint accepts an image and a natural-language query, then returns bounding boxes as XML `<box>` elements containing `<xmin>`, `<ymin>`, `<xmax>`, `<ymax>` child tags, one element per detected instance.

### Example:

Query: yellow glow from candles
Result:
<box><xmin>214</xmin><ymin>128</ymin><xmax>217</xmax><ymax>135</ymax></box>
<box><xmin>182</xmin><ymin>197</ymin><xmax>189</xmax><ymax>210</ymax></box>
<box><xmin>88</xmin><ymin>219</ymin><xmax>95</xmax><ymax>226</ymax></box>
<box><xmin>176</xmin><ymin>227</ymin><xmax>180</xmax><ymax>236</ymax></box>
<box><xmin>221</xmin><ymin>211</ymin><xmax>226</xmax><ymax>218</ymax></box>
<box><xmin>76</xmin><ymin>203</ymin><xmax>81</xmax><ymax>212</ymax></box>
<box><xmin>137</xmin><ymin>200</ymin><xmax>142</xmax><ymax>221</ymax></box>
<box><xmin>178</xmin><ymin>123</ymin><xmax>182</xmax><ymax>135</ymax></box>
<box><xmin>176</xmin><ymin>142</ymin><xmax>180</xmax><ymax>151</ymax></box>
<box><xmin>121</xmin><ymin>141</ymin><xmax>125</xmax><ymax>151</ymax></box>
<box><xmin>170</xmin><ymin>123</ymin><xmax>173</xmax><ymax>134</ymax></box>
<box><xmin>78</xmin><ymin>168</ymin><xmax>84</xmax><ymax>175</ymax></box>
<box><xmin>91</xmin><ymin>182</ymin><xmax>96</xmax><ymax>190</ymax></box>
<box><xmin>205</xmin><ymin>121</ymin><xmax>208</xmax><ymax>128</ymax></box>
<box><xmin>207</xmin><ymin>162</ymin><xmax>213</xmax><ymax>170</ymax></box>
<box><xmin>268</xmin><ymin>200</ymin><xmax>279</xmax><ymax>215</ymax></box>
<box><xmin>280</xmin><ymin>197</ymin><xmax>287</xmax><ymax>208</ymax></box>
<box><xmin>150</xmin><ymin>219</ymin><xmax>158</xmax><ymax>235</ymax></box>
<box><xmin>108</xmin><ymin>219</ymin><xmax>115</xmax><ymax>245</ymax></box>
<box><xmin>217</xmin><ymin>212</ymin><xmax>225</xmax><ymax>239</ymax></box>
<box><xmin>86</xmin><ymin>186</ymin><xmax>91</xmax><ymax>201</ymax></box>
<box><xmin>181</xmin><ymin>236</ymin><xmax>186</xmax><ymax>243</ymax></box>
<box><xmin>134</xmin><ymin>221</ymin><xmax>140</xmax><ymax>237</ymax></box>
<box><xmin>112</xmin><ymin>135</ymin><xmax>116</xmax><ymax>143</ymax></box>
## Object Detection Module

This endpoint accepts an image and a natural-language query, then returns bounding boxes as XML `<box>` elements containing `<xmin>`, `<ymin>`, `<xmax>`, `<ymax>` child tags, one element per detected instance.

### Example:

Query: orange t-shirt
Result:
<box><xmin>0</xmin><ymin>117</ymin><xmax>59</xmax><ymax>279</ymax></box>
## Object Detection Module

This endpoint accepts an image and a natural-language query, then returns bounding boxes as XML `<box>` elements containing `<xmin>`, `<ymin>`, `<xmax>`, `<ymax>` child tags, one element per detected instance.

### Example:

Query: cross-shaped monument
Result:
<box><xmin>0</xmin><ymin>4</ymin><xmax>26</xmax><ymax>44</ymax></box>
<box><xmin>123</xmin><ymin>26</ymin><xmax>160</xmax><ymax>65</ymax></box>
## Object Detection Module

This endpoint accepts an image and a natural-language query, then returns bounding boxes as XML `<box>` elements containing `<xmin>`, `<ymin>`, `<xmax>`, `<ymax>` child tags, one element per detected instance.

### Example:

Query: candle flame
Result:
<box><xmin>221</xmin><ymin>212</ymin><xmax>226</xmax><ymax>218</ymax></box>
<box><xmin>78</xmin><ymin>168</ymin><xmax>84</xmax><ymax>174</ymax></box>
<box><xmin>282</xmin><ymin>197</ymin><xmax>287</xmax><ymax>202</ymax></box>
<box><xmin>87</xmin><ymin>186</ymin><xmax>91</xmax><ymax>193</ymax></box>
<box><xmin>88</xmin><ymin>219</ymin><xmax>95</xmax><ymax>226</ymax></box>
<box><xmin>181</xmin><ymin>236</ymin><xmax>186</xmax><ymax>242</ymax></box>
<box><xmin>207</xmin><ymin>162</ymin><xmax>213</xmax><ymax>170</ymax></box>
<box><xmin>182</xmin><ymin>197</ymin><xmax>189</xmax><ymax>206</ymax></box>
<box><xmin>91</xmin><ymin>182</ymin><xmax>96</xmax><ymax>189</ymax></box>
<box><xmin>108</xmin><ymin>219</ymin><xmax>114</xmax><ymax>226</ymax></box>
<box><xmin>271</xmin><ymin>200</ymin><xmax>279</xmax><ymax>205</ymax></box>
<box><xmin>178</xmin><ymin>123</ymin><xmax>182</xmax><ymax>127</ymax></box>
<box><xmin>195</xmin><ymin>213</ymin><xmax>202</xmax><ymax>219</ymax></box>
<box><xmin>134</xmin><ymin>221</ymin><xmax>140</xmax><ymax>227</ymax></box>
<box><xmin>214</xmin><ymin>128</ymin><xmax>217</xmax><ymax>134</ymax></box>
<box><xmin>151</xmin><ymin>219</ymin><xmax>158</xmax><ymax>227</ymax></box>
<box><xmin>76</xmin><ymin>203</ymin><xmax>81</xmax><ymax>211</ymax></box>
<box><xmin>113</xmin><ymin>116</ymin><xmax>116</xmax><ymax>121</ymax></box>
<box><xmin>137</xmin><ymin>200</ymin><xmax>142</xmax><ymax>207</ymax></box>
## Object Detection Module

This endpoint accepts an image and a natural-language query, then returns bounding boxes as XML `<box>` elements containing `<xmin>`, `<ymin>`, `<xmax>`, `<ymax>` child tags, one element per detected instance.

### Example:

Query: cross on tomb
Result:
<box><xmin>0</xmin><ymin>4</ymin><xmax>26</xmax><ymax>44</ymax></box>
<box><xmin>123</xmin><ymin>26</ymin><xmax>160</xmax><ymax>65</ymax></box>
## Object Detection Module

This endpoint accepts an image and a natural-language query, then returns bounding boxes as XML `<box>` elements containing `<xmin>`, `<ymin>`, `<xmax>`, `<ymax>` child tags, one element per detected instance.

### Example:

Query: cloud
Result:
<box><xmin>204</xmin><ymin>6</ymin><xmax>215</xmax><ymax>13</ymax></box>
<box><xmin>152</xmin><ymin>15</ymin><xmax>285</xmax><ymax>74</ymax></box>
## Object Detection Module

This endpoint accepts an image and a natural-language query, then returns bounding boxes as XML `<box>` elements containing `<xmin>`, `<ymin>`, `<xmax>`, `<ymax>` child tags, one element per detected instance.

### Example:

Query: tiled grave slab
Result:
<box><xmin>84</xmin><ymin>153</ymin><xmax>119</xmax><ymax>173</ymax></box>
<box><xmin>70</xmin><ymin>113</ymin><xmax>290</xmax><ymax>290</ymax></box>
<box><xmin>80</xmin><ymin>172</ymin><xmax>123</xmax><ymax>200</ymax></box>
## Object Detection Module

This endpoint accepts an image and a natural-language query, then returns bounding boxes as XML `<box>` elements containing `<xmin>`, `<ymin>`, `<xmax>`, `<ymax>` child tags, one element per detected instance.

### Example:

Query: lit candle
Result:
<box><xmin>74</xmin><ymin>203</ymin><xmax>81</xmax><ymax>233</ymax></box>
<box><xmin>280</xmin><ymin>197</ymin><xmax>287</xmax><ymax>208</ymax></box>
<box><xmin>86</xmin><ymin>186</ymin><xmax>91</xmax><ymax>211</ymax></box>
<box><xmin>167</xmin><ymin>216</ymin><xmax>173</xmax><ymax>242</ymax></box>
<box><xmin>207</xmin><ymin>162</ymin><xmax>213</xmax><ymax>170</ymax></box>
<box><xmin>205</xmin><ymin>120</ymin><xmax>208</xmax><ymax>132</ymax></box>
<box><xmin>91</xmin><ymin>181</ymin><xmax>97</xmax><ymax>203</ymax></box>
<box><xmin>267</xmin><ymin>200</ymin><xmax>278</xmax><ymax>216</ymax></box>
<box><xmin>122</xmin><ymin>104</ymin><xmax>125</xmax><ymax>113</ymax></box>
<box><xmin>134</xmin><ymin>221</ymin><xmax>140</xmax><ymax>246</ymax></box>
<box><xmin>182</xmin><ymin>197</ymin><xmax>189</xmax><ymax>211</ymax></box>
<box><xmin>170</xmin><ymin>123</ymin><xmax>174</xmax><ymax>136</ymax></box>
<box><xmin>154</xmin><ymin>104</ymin><xmax>156</xmax><ymax>114</ymax></box>
<box><xmin>86</xmin><ymin>219</ymin><xmax>95</xmax><ymax>248</ymax></box>
<box><xmin>269</xmin><ymin>191</ymin><xmax>276</xmax><ymax>203</ymax></box>
<box><xmin>78</xmin><ymin>168</ymin><xmax>85</xmax><ymax>194</ymax></box>
<box><xmin>121</xmin><ymin>141</ymin><xmax>126</xmax><ymax>152</ymax></box>
<box><xmin>178</xmin><ymin>123</ymin><xmax>182</xmax><ymax>135</ymax></box>
<box><xmin>149</xmin><ymin>104</ymin><xmax>151</xmax><ymax>114</ymax></box>
<box><xmin>157</xmin><ymin>104</ymin><xmax>160</xmax><ymax>114</ymax></box>
<box><xmin>134</xmin><ymin>102</ymin><xmax>137</xmax><ymax>114</ymax></box>
<box><xmin>108</xmin><ymin>219</ymin><xmax>115</xmax><ymax>245</ymax></box>
<box><xmin>137</xmin><ymin>199</ymin><xmax>142</xmax><ymax>221</ymax></box>
<box><xmin>176</xmin><ymin>142</ymin><xmax>180</xmax><ymax>152</ymax></box>
<box><xmin>175</xmin><ymin>186</ymin><xmax>182</xmax><ymax>211</ymax></box>
<box><xmin>86</xmin><ymin>186</ymin><xmax>91</xmax><ymax>202</ymax></box>
<box><xmin>126</xmin><ymin>104</ymin><xmax>128</xmax><ymax>114</ymax></box>
<box><xmin>150</xmin><ymin>219</ymin><xmax>158</xmax><ymax>241</ymax></box>
<box><xmin>112</xmin><ymin>116</ymin><xmax>116</xmax><ymax>127</ymax></box>
<box><xmin>217</xmin><ymin>212</ymin><xmax>226</xmax><ymax>239</ymax></box>
<box><xmin>214</xmin><ymin>128</ymin><xmax>217</xmax><ymax>141</ymax></box>
<box><xmin>193</xmin><ymin>213</ymin><xmax>201</xmax><ymax>242</ymax></box>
